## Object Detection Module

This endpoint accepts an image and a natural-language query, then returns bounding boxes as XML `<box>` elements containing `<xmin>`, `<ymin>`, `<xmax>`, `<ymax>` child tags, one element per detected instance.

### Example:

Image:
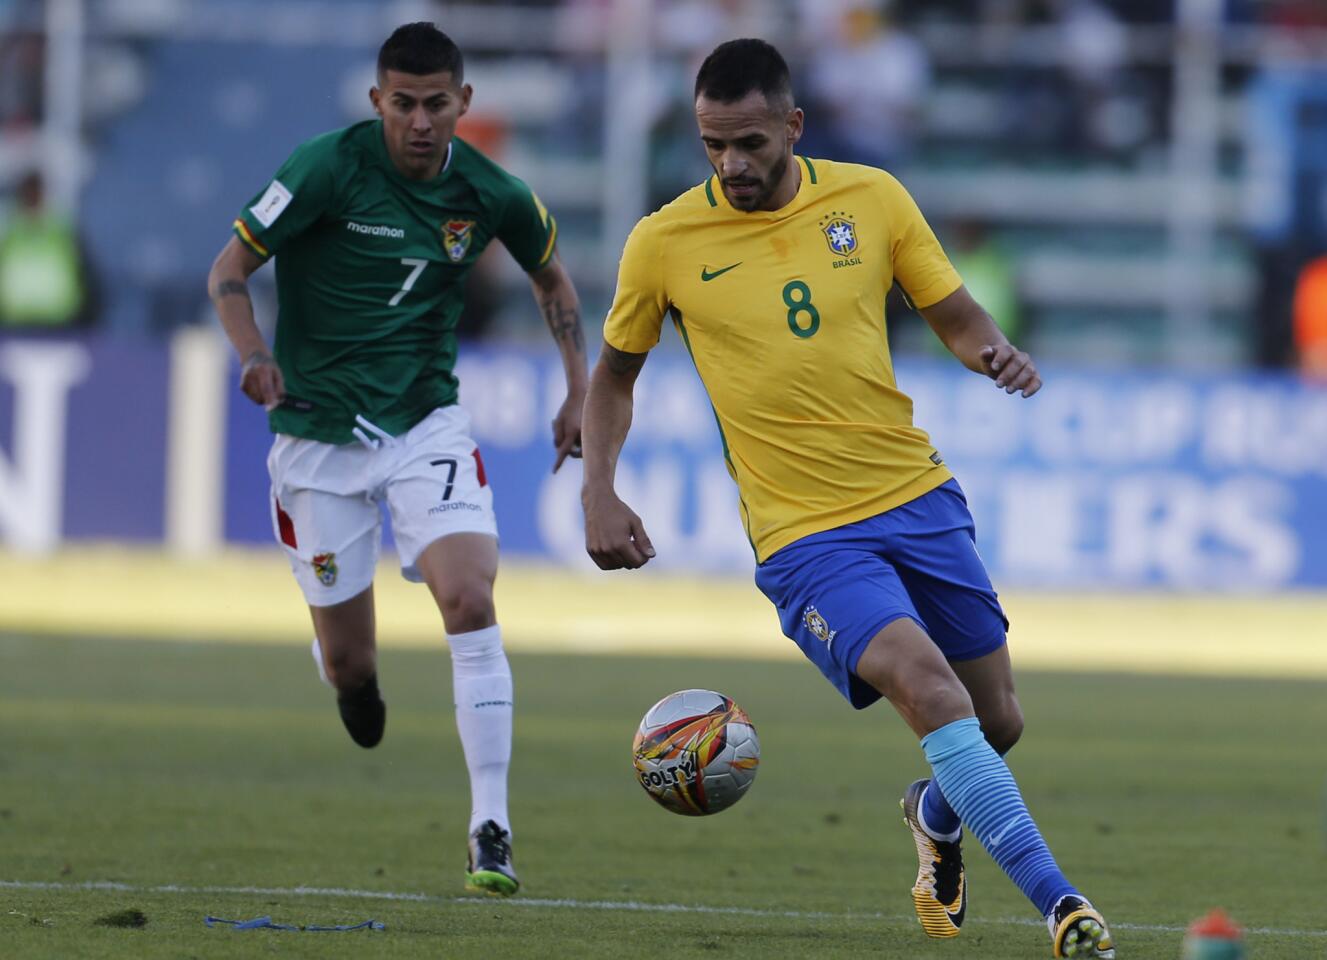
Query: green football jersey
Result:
<box><xmin>233</xmin><ymin>120</ymin><xmax>557</xmax><ymax>443</ymax></box>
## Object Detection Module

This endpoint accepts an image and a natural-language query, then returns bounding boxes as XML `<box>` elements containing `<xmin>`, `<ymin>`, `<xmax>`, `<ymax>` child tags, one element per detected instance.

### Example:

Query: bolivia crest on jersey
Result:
<box><xmin>820</xmin><ymin>212</ymin><xmax>858</xmax><ymax>257</ymax></box>
<box><xmin>442</xmin><ymin>220</ymin><xmax>476</xmax><ymax>262</ymax></box>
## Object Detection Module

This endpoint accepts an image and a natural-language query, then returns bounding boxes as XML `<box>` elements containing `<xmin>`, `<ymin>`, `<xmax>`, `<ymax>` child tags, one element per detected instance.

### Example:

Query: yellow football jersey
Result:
<box><xmin>603</xmin><ymin>156</ymin><xmax>960</xmax><ymax>562</ymax></box>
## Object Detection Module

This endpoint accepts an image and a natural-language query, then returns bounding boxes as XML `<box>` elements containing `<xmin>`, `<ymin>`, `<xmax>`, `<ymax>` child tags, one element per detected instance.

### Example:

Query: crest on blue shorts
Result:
<box><xmin>803</xmin><ymin>605</ymin><xmax>838</xmax><ymax>646</ymax></box>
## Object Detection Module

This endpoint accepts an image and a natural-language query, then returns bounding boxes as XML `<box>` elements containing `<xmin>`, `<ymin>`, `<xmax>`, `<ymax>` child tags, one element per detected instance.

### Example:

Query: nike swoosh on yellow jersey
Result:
<box><xmin>700</xmin><ymin>262</ymin><xmax>742</xmax><ymax>281</ymax></box>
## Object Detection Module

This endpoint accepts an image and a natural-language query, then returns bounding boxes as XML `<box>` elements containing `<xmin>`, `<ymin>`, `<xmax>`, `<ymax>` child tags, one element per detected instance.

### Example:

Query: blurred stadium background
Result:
<box><xmin>2</xmin><ymin>0</ymin><xmax>1325</xmax><ymax>633</ymax></box>
<box><xmin>1</xmin><ymin>0</ymin><xmax>1326</xmax><ymax>955</ymax></box>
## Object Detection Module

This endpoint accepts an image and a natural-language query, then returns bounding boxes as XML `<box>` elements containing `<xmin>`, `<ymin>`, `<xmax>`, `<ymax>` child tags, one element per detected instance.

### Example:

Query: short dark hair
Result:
<box><xmin>378</xmin><ymin>22</ymin><xmax>463</xmax><ymax>82</ymax></box>
<box><xmin>694</xmin><ymin>39</ymin><xmax>792</xmax><ymax>108</ymax></box>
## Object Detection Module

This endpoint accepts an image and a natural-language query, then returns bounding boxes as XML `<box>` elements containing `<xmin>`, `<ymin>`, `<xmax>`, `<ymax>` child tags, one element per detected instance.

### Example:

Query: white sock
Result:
<box><xmin>448</xmin><ymin>624</ymin><xmax>512</xmax><ymax>836</ymax></box>
<box><xmin>311</xmin><ymin>637</ymin><xmax>332</xmax><ymax>688</ymax></box>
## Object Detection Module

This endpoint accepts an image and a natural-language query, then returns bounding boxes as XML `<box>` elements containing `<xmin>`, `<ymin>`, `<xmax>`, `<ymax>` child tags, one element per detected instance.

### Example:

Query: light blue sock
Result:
<box><xmin>922</xmin><ymin>735</ymin><xmax>1015</xmax><ymax>840</ymax></box>
<box><xmin>921</xmin><ymin>716</ymin><xmax>1077</xmax><ymax>917</ymax></box>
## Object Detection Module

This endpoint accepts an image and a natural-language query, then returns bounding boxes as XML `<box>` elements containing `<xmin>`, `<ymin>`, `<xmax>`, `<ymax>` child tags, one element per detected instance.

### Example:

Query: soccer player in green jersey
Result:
<box><xmin>207</xmin><ymin>22</ymin><xmax>587</xmax><ymax>897</ymax></box>
<box><xmin>582</xmin><ymin>40</ymin><xmax>1114</xmax><ymax>956</ymax></box>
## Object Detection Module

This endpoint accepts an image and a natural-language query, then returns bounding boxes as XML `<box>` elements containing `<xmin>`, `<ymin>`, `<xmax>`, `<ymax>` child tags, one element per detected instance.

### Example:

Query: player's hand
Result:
<box><xmin>583</xmin><ymin>491</ymin><xmax>656</xmax><ymax>570</ymax></box>
<box><xmin>551</xmin><ymin>391</ymin><xmax>584</xmax><ymax>473</ymax></box>
<box><xmin>979</xmin><ymin>344</ymin><xmax>1042</xmax><ymax>398</ymax></box>
<box><xmin>241</xmin><ymin>351</ymin><xmax>286</xmax><ymax>410</ymax></box>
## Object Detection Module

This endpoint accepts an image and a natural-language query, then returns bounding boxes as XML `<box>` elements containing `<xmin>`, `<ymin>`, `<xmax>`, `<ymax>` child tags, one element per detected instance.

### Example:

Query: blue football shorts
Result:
<box><xmin>753</xmin><ymin>479</ymin><xmax>1009</xmax><ymax>709</ymax></box>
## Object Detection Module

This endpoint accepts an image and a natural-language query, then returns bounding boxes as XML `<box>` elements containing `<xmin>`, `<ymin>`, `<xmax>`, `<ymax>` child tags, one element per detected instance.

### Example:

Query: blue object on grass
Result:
<box><xmin>308</xmin><ymin>919</ymin><xmax>387</xmax><ymax>932</ymax></box>
<box><xmin>204</xmin><ymin>915</ymin><xmax>384</xmax><ymax>932</ymax></box>
<box><xmin>205</xmin><ymin>915</ymin><xmax>299</xmax><ymax>930</ymax></box>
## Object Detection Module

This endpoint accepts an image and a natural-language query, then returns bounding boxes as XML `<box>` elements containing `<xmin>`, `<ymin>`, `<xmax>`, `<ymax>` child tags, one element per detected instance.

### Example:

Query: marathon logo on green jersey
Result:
<box><xmin>346</xmin><ymin>220</ymin><xmax>406</xmax><ymax>240</ymax></box>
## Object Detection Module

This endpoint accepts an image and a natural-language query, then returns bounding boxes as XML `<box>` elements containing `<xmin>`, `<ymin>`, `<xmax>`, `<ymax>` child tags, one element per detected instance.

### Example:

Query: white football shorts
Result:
<box><xmin>267</xmin><ymin>405</ymin><xmax>498</xmax><ymax>606</ymax></box>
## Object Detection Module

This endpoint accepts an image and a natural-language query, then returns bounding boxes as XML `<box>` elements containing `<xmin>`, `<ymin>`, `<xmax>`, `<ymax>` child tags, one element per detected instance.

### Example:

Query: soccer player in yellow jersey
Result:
<box><xmin>581</xmin><ymin>40</ymin><xmax>1115</xmax><ymax>959</ymax></box>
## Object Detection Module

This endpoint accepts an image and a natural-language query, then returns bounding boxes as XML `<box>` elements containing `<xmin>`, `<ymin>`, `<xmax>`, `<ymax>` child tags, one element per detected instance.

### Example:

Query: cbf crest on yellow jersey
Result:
<box><xmin>602</xmin><ymin>157</ymin><xmax>960</xmax><ymax>562</ymax></box>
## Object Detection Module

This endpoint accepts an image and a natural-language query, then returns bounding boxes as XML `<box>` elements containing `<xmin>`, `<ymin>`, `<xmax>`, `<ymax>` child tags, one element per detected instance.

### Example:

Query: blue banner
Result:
<box><xmin>905</xmin><ymin>363</ymin><xmax>1327</xmax><ymax>589</ymax></box>
<box><xmin>426</xmin><ymin>346</ymin><xmax>1327</xmax><ymax>589</ymax></box>
<box><xmin>3</xmin><ymin>334</ymin><xmax>1325</xmax><ymax>589</ymax></box>
<box><xmin>0</xmin><ymin>338</ymin><xmax>168</xmax><ymax>551</ymax></box>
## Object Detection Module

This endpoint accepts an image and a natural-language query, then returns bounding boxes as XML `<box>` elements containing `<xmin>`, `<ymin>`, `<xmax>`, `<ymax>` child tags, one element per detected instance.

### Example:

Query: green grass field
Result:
<box><xmin>2</xmin><ymin>633</ymin><xmax>1325</xmax><ymax>959</ymax></box>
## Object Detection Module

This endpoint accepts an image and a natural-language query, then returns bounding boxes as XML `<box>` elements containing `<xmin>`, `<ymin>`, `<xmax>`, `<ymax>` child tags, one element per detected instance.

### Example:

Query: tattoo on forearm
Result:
<box><xmin>539</xmin><ymin>293</ymin><xmax>586</xmax><ymax>354</ymax></box>
<box><xmin>603</xmin><ymin>344</ymin><xmax>647</xmax><ymax>377</ymax></box>
<box><xmin>212</xmin><ymin>279</ymin><xmax>251</xmax><ymax>301</ymax></box>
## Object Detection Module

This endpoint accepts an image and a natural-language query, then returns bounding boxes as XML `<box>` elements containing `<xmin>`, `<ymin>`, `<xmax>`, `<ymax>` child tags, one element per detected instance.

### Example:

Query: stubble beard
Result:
<box><xmin>725</xmin><ymin>152</ymin><xmax>789</xmax><ymax>212</ymax></box>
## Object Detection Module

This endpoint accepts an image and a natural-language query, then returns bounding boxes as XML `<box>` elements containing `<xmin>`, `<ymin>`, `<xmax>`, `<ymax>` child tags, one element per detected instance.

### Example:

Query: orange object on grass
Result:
<box><xmin>1186</xmin><ymin>908</ymin><xmax>1244</xmax><ymax>939</ymax></box>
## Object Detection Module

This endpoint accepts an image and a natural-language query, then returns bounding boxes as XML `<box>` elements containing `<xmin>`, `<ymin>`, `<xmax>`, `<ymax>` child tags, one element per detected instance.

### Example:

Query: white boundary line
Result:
<box><xmin>3</xmin><ymin>880</ymin><xmax>1325</xmax><ymax>939</ymax></box>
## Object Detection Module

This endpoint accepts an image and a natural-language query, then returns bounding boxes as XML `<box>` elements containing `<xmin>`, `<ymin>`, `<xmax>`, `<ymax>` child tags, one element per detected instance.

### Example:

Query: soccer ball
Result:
<box><xmin>631</xmin><ymin>689</ymin><xmax>760</xmax><ymax>816</ymax></box>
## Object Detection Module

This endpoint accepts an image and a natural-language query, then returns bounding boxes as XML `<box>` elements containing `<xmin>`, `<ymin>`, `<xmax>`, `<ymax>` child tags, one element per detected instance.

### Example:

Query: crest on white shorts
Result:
<box><xmin>312</xmin><ymin>552</ymin><xmax>338</xmax><ymax>587</ymax></box>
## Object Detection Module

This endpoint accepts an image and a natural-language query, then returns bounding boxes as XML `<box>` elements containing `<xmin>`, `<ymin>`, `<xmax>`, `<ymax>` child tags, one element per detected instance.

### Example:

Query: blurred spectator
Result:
<box><xmin>1262</xmin><ymin>0</ymin><xmax>1327</xmax><ymax>29</ymax></box>
<box><xmin>1106</xmin><ymin>0</ymin><xmax>1175</xmax><ymax>23</ymax></box>
<box><xmin>1292</xmin><ymin>254</ymin><xmax>1327</xmax><ymax>378</ymax></box>
<box><xmin>659</xmin><ymin>0</ymin><xmax>781</xmax><ymax>62</ymax></box>
<box><xmin>0</xmin><ymin>30</ymin><xmax>43</xmax><ymax>131</ymax></box>
<box><xmin>1244</xmin><ymin>66</ymin><xmax>1327</xmax><ymax>366</ymax></box>
<box><xmin>800</xmin><ymin>0</ymin><xmax>930</xmax><ymax>168</ymax></box>
<box><xmin>946</xmin><ymin>219</ymin><xmax>1022</xmax><ymax>343</ymax></box>
<box><xmin>0</xmin><ymin>171</ymin><xmax>98</xmax><ymax>330</ymax></box>
<box><xmin>993</xmin><ymin>0</ymin><xmax>1137</xmax><ymax>159</ymax></box>
<box><xmin>1054</xmin><ymin>0</ymin><xmax>1135</xmax><ymax>155</ymax></box>
<box><xmin>553</xmin><ymin>0</ymin><xmax>614</xmax><ymax>147</ymax></box>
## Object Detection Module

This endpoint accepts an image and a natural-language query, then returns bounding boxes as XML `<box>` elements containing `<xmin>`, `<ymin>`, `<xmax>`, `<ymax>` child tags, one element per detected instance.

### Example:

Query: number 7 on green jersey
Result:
<box><xmin>389</xmin><ymin>258</ymin><xmax>429</xmax><ymax>306</ymax></box>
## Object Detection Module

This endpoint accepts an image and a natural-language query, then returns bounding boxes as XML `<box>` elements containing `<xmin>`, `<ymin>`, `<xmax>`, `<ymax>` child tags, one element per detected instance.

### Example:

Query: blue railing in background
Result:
<box><xmin>2</xmin><ymin>334</ymin><xmax>1325</xmax><ymax>589</ymax></box>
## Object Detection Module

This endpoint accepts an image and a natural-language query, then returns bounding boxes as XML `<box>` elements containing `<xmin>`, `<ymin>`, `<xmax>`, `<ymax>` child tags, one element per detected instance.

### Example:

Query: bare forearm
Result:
<box><xmin>581</xmin><ymin>348</ymin><xmax>644</xmax><ymax>495</ymax></box>
<box><xmin>943</xmin><ymin>308</ymin><xmax>1007</xmax><ymax>373</ymax></box>
<box><xmin>582</xmin><ymin>371</ymin><xmax>633</xmax><ymax>492</ymax></box>
<box><xmin>921</xmin><ymin>285</ymin><xmax>1008</xmax><ymax>373</ymax></box>
<box><xmin>922</xmin><ymin>286</ymin><xmax>1041</xmax><ymax>396</ymax></box>
<box><xmin>542</xmin><ymin>290</ymin><xmax>588</xmax><ymax>392</ymax></box>
<box><xmin>209</xmin><ymin>275</ymin><xmax>268</xmax><ymax>362</ymax></box>
<box><xmin>208</xmin><ymin>237</ymin><xmax>268</xmax><ymax>363</ymax></box>
<box><xmin>533</xmin><ymin>267</ymin><xmax>588</xmax><ymax>395</ymax></box>
<box><xmin>581</xmin><ymin>347</ymin><xmax>655</xmax><ymax>568</ymax></box>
